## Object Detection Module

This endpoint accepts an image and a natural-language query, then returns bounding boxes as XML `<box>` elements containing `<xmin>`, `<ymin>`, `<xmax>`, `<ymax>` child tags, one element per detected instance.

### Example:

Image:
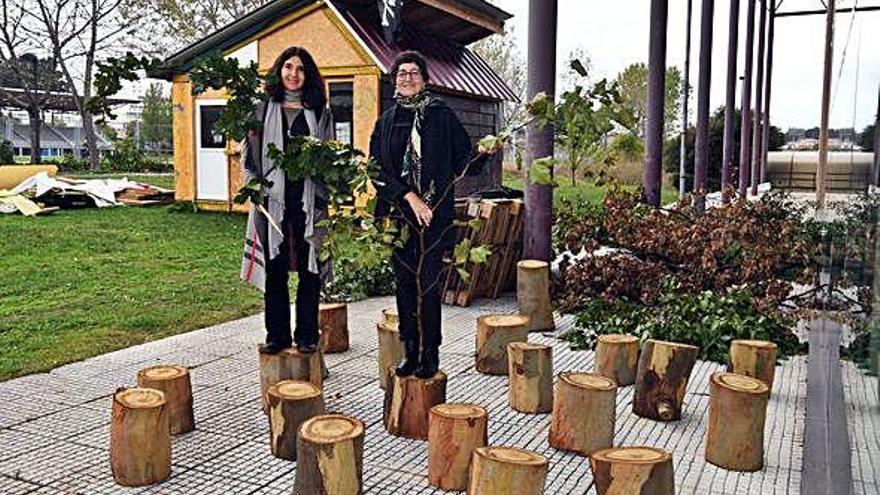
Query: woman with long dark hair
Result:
<box><xmin>240</xmin><ymin>46</ymin><xmax>334</xmax><ymax>354</ymax></box>
<box><xmin>370</xmin><ymin>51</ymin><xmax>496</xmax><ymax>379</ymax></box>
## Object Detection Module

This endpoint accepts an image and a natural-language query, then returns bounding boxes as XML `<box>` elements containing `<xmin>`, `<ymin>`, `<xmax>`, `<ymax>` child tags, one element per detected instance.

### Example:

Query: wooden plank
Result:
<box><xmin>171</xmin><ymin>76</ymin><xmax>195</xmax><ymax>202</ymax></box>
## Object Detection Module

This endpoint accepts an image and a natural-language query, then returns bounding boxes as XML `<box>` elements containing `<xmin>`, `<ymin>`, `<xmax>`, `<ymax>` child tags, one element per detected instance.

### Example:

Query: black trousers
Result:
<box><xmin>392</xmin><ymin>231</ymin><xmax>444</xmax><ymax>349</ymax></box>
<box><xmin>264</xmin><ymin>204</ymin><xmax>320</xmax><ymax>347</ymax></box>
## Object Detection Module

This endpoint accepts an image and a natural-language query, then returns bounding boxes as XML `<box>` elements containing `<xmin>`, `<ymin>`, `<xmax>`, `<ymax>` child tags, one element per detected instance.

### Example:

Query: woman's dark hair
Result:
<box><xmin>265</xmin><ymin>46</ymin><xmax>326</xmax><ymax>108</ymax></box>
<box><xmin>390</xmin><ymin>50</ymin><xmax>430</xmax><ymax>83</ymax></box>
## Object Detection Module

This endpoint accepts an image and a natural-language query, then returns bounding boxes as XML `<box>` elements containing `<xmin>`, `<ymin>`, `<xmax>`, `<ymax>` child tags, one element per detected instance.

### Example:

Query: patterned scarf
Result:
<box><xmin>395</xmin><ymin>89</ymin><xmax>435</xmax><ymax>193</ymax></box>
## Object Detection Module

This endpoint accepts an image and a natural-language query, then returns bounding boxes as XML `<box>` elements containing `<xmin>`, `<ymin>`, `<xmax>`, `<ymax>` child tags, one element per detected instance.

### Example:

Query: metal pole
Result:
<box><xmin>722</xmin><ymin>0</ymin><xmax>741</xmax><ymax>203</ymax></box>
<box><xmin>817</xmin><ymin>0</ymin><xmax>835</xmax><ymax>208</ymax></box>
<box><xmin>738</xmin><ymin>0</ymin><xmax>757</xmax><ymax>197</ymax></box>
<box><xmin>874</xmin><ymin>85</ymin><xmax>880</xmax><ymax>186</ymax></box>
<box><xmin>643</xmin><ymin>0</ymin><xmax>669</xmax><ymax>207</ymax></box>
<box><xmin>694</xmin><ymin>0</ymin><xmax>715</xmax><ymax>213</ymax></box>
<box><xmin>761</xmin><ymin>0</ymin><xmax>776</xmax><ymax>182</ymax></box>
<box><xmin>751</xmin><ymin>0</ymin><xmax>767</xmax><ymax>195</ymax></box>
<box><xmin>679</xmin><ymin>0</ymin><xmax>693</xmax><ymax>198</ymax></box>
<box><xmin>523</xmin><ymin>0</ymin><xmax>557</xmax><ymax>261</ymax></box>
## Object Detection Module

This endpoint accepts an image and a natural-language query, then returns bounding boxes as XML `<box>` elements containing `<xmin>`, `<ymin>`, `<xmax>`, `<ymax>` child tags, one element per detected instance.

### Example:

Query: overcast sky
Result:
<box><xmin>492</xmin><ymin>0</ymin><xmax>879</xmax><ymax>131</ymax></box>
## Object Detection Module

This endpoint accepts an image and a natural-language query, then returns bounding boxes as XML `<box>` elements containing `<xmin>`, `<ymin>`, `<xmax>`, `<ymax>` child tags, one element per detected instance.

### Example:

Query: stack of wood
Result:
<box><xmin>115</xmin><ymin>185</ymin><xmax>174</xmax><ymax>206</ymax></box>
<box><xmin>443</xmin><ymin>198</ymin><xmax>524</xmax><ymax>307</ymax></box>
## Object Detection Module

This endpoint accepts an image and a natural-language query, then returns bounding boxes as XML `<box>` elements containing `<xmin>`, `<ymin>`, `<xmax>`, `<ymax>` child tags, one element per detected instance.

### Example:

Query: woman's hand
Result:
<box><xmin>404</xmin><ymin>192</ymin><xmax>433</xmax><ymax>227</ymax></box>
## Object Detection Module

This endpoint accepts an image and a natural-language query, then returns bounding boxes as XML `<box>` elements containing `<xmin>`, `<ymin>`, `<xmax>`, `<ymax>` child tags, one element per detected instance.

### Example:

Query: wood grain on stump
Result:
<box><xmin>110</xmin><ymin>388</ymin><xmax>171</xmax><ymax>487</ymax></box>
<box><xmin>549</xmin><ymin>372</ymin><xmax>616</xmax><ymax>456</ymax></box>
<box><xmin>516</xmin><ymin>260</ymin><xmax>555</xmax><ymax>332</ymax></box>
<box><xmin>632</xmin><ymin>339</ymin><xmax>699</xmax><ymax>421</ymax></box>
<box><xmin>266</xmin><ymin>380</ymin><xmax>324</xmax><ymax>460</ymax></box>
<box><xmin>594</xmin><ymin>334</ymin><xmax>640</xmax><ymax>386</ymax></box>
<box><xmin>475</xmin><ymin>314</ymin><xmax>530</xmax><ymax>375</ymax></box>
<box><xmin>728</xmin><ymin>339</ymin><xmax>777</xmax><ymax>389</ymax></box>
<box><xmin>381</xmin><ymin>307</ymin><xmax>399</xmax><ymax>328</ymax></box>
<box><xmin>467</xmin><ymin>446</ymin><xmax>549</xmax><ymax>495</ymax></box>
<box><xmin>383</xmin><ymin>370</ymin><xmax>447</xmax><ymax>439</ymax></box>
<box><xmin>319</xmin><ymin>302</ymin><xmax>349</xmax><ymax>353</ymax></box>
<box><xmin>136</xmin><ymin>365</ymin><xmax>194</xmax><ymax>435</ymax></box>
<box><xmin>295</xmin><ymin>414</ymin><xmax>365</xmax><ymax>495</ymax></box>
<box><xmin>376</xmin><ymin>321</ymin><xmax>404</xmax><ymax>389</ymax></box>
<box><xmin>428</xmin><ymin>403</ymin><xmax>488</xmax><ymax>490</ymax></box>
<box><xmin>590</xmin><ymin>446</ymin><xmax>674</xmax><ymax>495</ymax></box>
<box><xmin>705</xmin><ymin>372</ymin><xmax>770</xmax><ymax>471</ymax></box>
<box><xmin>258</xmin><ymin>345</ymin><xmax>324</xmax><ymax>413</ymax></box>
<box><xmin>507</xmin><ymin>342</ymin><xmax>553</xmax><ymax>413</ymax></box>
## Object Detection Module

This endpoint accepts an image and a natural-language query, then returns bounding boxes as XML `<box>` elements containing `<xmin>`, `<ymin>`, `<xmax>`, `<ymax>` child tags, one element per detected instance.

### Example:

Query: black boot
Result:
<box><xmin>395</xmin><ymin>339</ymin><xmax>420</xmax><ymax>377</ymax></box>
<box><xmin>415</xmin><ymin>345</ymin><xmax>439</xmax><ymax>379</ymax></box>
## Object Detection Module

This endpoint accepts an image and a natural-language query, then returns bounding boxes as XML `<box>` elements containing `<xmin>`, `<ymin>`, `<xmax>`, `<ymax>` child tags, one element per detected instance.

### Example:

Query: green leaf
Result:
<box><xmin>529</xmin><ymin>156</ymin><xmax>557</xmax><ymax>186</ymax></box>
<box><xmin>469</xmin><ymin>245</ymin><xmax>492</xmax><ymax>264</ymax></box>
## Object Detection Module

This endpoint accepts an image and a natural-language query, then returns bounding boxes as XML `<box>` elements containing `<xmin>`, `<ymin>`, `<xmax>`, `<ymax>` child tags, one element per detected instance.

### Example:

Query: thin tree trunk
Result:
<box><xmin>28</xmin><ymin>108</ymin><xmax>41</xmax><ymax>164</ymax></box>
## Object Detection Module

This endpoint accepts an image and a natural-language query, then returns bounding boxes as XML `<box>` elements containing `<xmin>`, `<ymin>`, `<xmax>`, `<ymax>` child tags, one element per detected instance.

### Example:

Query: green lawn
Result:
<box><xmin>503</xmin><ymin>178</ymin><xmax>679</xmax><ymax>205</ymax></box>
<box><xmin>0</xmin><ymin>205</ymin><xmax>262</xmax><ymax>380</ymax></box>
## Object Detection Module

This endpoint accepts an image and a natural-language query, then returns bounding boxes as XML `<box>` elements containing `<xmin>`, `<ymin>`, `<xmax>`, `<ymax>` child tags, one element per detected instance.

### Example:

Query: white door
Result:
<box><xmin>196</xmin><ymin>100</ymin><xmax>228</xmax><ymax>201</ymax></box>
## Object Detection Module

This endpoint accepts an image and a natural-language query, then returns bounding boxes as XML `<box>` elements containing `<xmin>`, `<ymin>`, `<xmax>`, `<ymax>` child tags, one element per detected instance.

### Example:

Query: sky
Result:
<box><xmin>491</xmin><ymin>0</ymin><xmax>879</xmax><ymax>132</ymax></box>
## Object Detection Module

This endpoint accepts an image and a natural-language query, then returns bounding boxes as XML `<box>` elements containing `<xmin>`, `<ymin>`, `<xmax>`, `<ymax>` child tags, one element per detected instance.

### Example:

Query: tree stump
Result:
<box><xmin>594</xmin><ymin>334</ymin><xmax>640</xmax><ymax>386</ymax></box>
<box><xmin>590</xmin><ymin>446</ymin><xmax>674</xmax><ymax>495</ymax></box>
<box><xmin>705</xmin><ymin>372</ymin><xmax>770</xmax><ymax>471</ymax></box>
<box><xmin>319</xmin><ymin>302</ymin><xmax>349</xmax><ymax>353</ymax></box>
<box><xmin>383</xmin><ymin>370</ymin><xmax>447</xmax><ymax>439</ymax></box>
<box><xmin>549</xmin><ymin>372</ymin><xmax>616</xmax><ymax>456</ymax></box>
<box><xmin>258</xmin><ymin>345</ymin><xmax>324</xmax><ymax>413</ymax></box>
<box><xmin>475</xmin><ymin>314</ymin><xmax>530</xmax><ymax>375</ymax></box>
<box><xmin>381</xmin><ymin>307</ymin><xmax>399</xmax><ymax>327</ymax></box>
<box><xmin>266</xmin><ymin>380</ymin><xmax>324</xmax><ymax>461</ymax></box>
<box><xmin>632</xmin><ymin>339</ymin><xmax>699</xmax><ymax>421</ymax></box>
<box><xmin>516</xmin><ymin>260</ymin><xmax>555</xmax><ymax>332</ymax></box>
<box><xmin>507</xmin><ymin>342</ymin><xmax>553</xmax><ymax>413</ymax></box>
<box><xmin>376</xmin><ymin>321</ymin><xmax>404</xmax><ymax>389</ymax></box>
<box><xmin>467</xmin><ymin>446</ymin><xmax>549</xmax><ymax>495</ymax></box>
<box><xmin>110</xmin><ymin>388</ymin><xmax>171</xmax><ymax>487</ymax></box>
<box><xmin>295</xmin><ymin>414</ymin><xmax>365</xmax><ymax>495</ymax></box>
<box><xmin>136</xmin><ymin>365</ymin><xmax>195</xmax><ymax>435</ymax></box>
<box><xmin>427</xmin><ymin>403</ymin><xmax>488</xmax><ymax>490</ymax></box>
<box><xmin>728</xmin><ymin>339</ymin><xmax>777</xmax><ymax>389</ymax></box>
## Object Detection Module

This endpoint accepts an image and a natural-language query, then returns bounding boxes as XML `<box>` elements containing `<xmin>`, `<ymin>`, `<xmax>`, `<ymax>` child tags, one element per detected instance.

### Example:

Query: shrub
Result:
<box><xmin>0</xmin><ymin>139</ymin><xmax>13</xmax><ymax>163</ymax></box>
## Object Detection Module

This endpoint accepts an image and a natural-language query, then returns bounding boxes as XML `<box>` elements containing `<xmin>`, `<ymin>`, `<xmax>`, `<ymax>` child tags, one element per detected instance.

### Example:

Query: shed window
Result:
<box><xmin>329</xmin><ymin>82</ymin><xmax>353</xmax><ymax>146</ymax></box>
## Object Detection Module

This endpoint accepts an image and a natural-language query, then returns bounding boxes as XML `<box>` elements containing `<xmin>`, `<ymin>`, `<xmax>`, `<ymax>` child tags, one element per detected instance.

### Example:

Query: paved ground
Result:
<box><xmin>0</xmin><ymin>295</ymin><xmax>876</xmax><ymax>494</ymax></box>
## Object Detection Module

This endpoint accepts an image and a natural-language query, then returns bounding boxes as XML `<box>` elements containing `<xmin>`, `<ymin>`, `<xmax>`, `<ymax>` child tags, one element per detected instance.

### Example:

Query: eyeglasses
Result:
<box><xmin>396</xmin><ymin>70</ymin><xmax>422</xmax><ymax>80</ymax></box>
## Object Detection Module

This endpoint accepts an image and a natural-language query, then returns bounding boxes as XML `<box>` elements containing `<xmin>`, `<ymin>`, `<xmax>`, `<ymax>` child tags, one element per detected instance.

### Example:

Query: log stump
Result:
<box><xmin>383</xmin><ymin>370</ymin><xmax>447</xmax><ymax>439</ymax></box>
<box><xmin>258</xmin><ymin>345</ymin><xmax>324</xmax><ymax>413</ymax></box>
<box><xmin>507</xmin><ymin>342</ymin><xmax>553</xmax><ymax>413</ymax></box>
<box><xmin>295</xmin><ymin>414</ymin><xmax>365</xmax><ymax>495</ymax></box>
<box><xmin>110</xmin><ymin>388</ymin><xmax>171</xmax><ymax>487</ymax></box>
<box><xmin>381</xmin><ymin>307</ymin><xmax>399</xmax><ymax>327</ymax></box>
<box><xmin>516</xmin><ymin>260</ymin><xmax>555</xmax><ymax>332</ymax></box>
<box><xmin>467</xmin><ymin>446</ymin><xmax>549</xmax><ymax>495</ymax></box>
<box><xmin>549</xmin><ymin>372</ymin><xmax>616</xmax><ymax>456</ymax></box>
<box><xmin>266</xmin><ymin>380</ymin><xmax>324</xmax><ymax>460</ymax></box>
<box><xmin>632</xmin><ymin>339</ymin><xmax>699</xmax><ymax>421</ymax></box>
<box><xmin>136</xmin><ymin>365</ymin><xmax>194</xmax><ymax>435</ymax></box>
<box><xmin>728</xmin><ymin>339</ymin><xmax>777</xmax><ymax>389</ymax></box>
<box><xmin>705</xmin><ymin>372</ymin><xmax>770</xmax><ymax>471</ymax></box>
<box><xmin>475</xmin><ymin>314</ymin><xmax>530</xmax><ymax>375</ymax></box>
<box><xmin>428</xmin><ymin>403</ymin><xmax>488</xmax><ymax>490</ymax></box>
<box><xmin>376</xmin><ymin>321</ymin><xmax>404</xmax><ymax>389</ymax></box>
<box><xmin>590</xmin><ymin>446</ymin><xmax>674</xmax><ymax>495</ymax></box>
<box><xmin>594</xmin><ymin>334</ymin><xmax>640</xmax><ymax>386</ymax></box>
<box><xmin>319</xmin><ymin>302</ymin><xmax>349</xmax><ymax>353</ymax></box>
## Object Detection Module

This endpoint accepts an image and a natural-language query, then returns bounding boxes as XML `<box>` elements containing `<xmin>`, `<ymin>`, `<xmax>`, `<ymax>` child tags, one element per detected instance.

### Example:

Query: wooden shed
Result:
<box><xmin>150</xmin><ymin>0</ymin><xmax>516</xmax><ymax>211</ymax></box>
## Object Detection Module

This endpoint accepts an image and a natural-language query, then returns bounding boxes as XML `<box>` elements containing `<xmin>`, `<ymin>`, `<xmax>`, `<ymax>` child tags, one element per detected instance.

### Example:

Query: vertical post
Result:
<box><xmin>694</xmin><ymin>0</ymin><xmax>715</xmax><ymax>213</ymax></box>
<box><xmin>523</xmin><ymin>0</ymin><xmax>557</xmax><ymax>261</ymax></box>
<box><xmin>738</xmin><ymin>0</ymin><xmax>756</xmax><ymax>197</ymax></box>
<box><xmin>721</xmin><ymin>0</ymin><xmax>741</xmax><ymax>203</ymax></box>
<box><xmin>817</xmin><ymin>0</ymin><xmax>835</xmax><ymax>208</ymax></box>
<box><xmin>873</xmin><ymin>85</ymin><xmax>879</xmax><ymax>186</ymax></box>
<box><xmin>643</xmin><ymin>0</ymin><xmax>669</xmax><ymax>207</ymax></box>
<box><xmin>761</xmin><ymin>1</ymin><xmax>777</xmax><ymax>183</ymax></box>
<box><xmin>679</xmin><ymin>0</ymin><xmax>693</xmax><ymax>198</ymax></box>
<box><xmin>750</xmin><ymin>0</ymin><xmax>767</xmax><ymax>195</ymax></box>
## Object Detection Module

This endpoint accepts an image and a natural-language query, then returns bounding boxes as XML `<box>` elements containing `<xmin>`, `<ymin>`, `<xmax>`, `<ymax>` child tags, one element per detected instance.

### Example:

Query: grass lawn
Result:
<box><xmin>0</xmin><ymin>204</ymin><xmax>262</xmax><ymax>380</ymax></box>
<box><xmin>502</xmin><ymin>178</ymin><xmax>679</xmax><ymax>205</ymax></box>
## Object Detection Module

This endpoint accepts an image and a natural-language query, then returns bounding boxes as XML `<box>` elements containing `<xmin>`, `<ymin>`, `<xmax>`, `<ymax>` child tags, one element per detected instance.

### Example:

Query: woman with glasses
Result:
<box><xmin>240</xmin><ymin>46</ymin><xmax>334</xmax><ymax>355</ymax></box>
<box><xmin>370</xmin><ymin>50</ymin><xmax>497</xmax><ymax>379</ymax></box>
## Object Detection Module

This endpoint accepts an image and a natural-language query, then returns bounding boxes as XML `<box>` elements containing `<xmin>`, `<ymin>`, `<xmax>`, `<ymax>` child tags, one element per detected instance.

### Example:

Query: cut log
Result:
<box><xmin>110</xmin><ymin>388</ymin><xmax>171</xmax><ymax>487</ymax></box>
<box><xmin>376</xmin><ymin>322</ymin><xmax>404</xmax><ymax>389</ymax></box>
<box><xmin>258</xmin><ymin>345</ymin><xmax>324</xmax><ymax>413</ymax></box>
<box><xmin>728</xmin><ymin>339</ymin><xmax>777</xmax><ymax>389</ymax></box>
<box><xmin>136</xmin><ymin>365</ymin><xmax>195</xmax><ymax>435</ymax></box>
<box><xmin>516</xmin><ymin>260</ymin><xmax>555</xmax><ymax>332</ymax></box>
<box><xmin>428</xmin><ymin>403</ymin><xmax>488</xmax><ymax>490</ymax></box>
<box><xmin>381</xmin><ymin>307</ymin><xmax>399</xmax><ymax>328</ymax></box>
<box><xmin>467</xmin><ymin>446</ymin><xmax>549</xmax><ymax>495</ymax></box>
<box><xmin>295</xmin><ymin>414</ymin><xmax>365</xmax><ymax>495</ymax></box>
<box><xmin>705</xmin><ymin>372</ymin><xmax>770</xmax><ymax>471</ymax></box>
<box><xmin>594</xmin><ymin>334</ymin><xmax>640</xmax><ymax>386</ymax></box>
<box><xmin>319</xmin><ymin>302</ymin><xmax>349</xmax><ymax>353</ymax></box>
<box><xmin>507</xmin><ymin>342</ymin><xmax>553</xmax><ymax>413</ymax></box>
<box><xmin>266</xmin><ymin>380</ymin><xmax>324</xmax><ymax>461</ymax></box>
<box><xmin>590</xmin><ymin>446</ymin><xmax>674</xmax><ymax>495</ymax></box>
<box><xmin>632</xmin><ymin>339</ymin><xmax>699</xmax><ymax>421</ymax></box>
<box><xmin>549</xmin><ymin>372</ymin><xmax>616</xmax><ymax>456</ymax></box>
<box><xmin>383</xmin><ymin>370</ymin><xmax>447</xmax><ymax>439</ymax></box>
<box><xmin>475</xmin><ymin>314</ymin><xmax>530</xmax><ymax>375</ymax></box>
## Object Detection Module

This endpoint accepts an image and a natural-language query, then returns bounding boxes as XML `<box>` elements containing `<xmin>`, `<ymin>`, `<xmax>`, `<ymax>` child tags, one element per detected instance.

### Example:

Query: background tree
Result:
<box><xmin>130</xmin><ymin>0</ymin><xmax>269</xmax><ymax>51</ymax></box>
<box><xmin>138</xmin><ymin>82</ymin><xmax>172</xmax><ymax>151</ymax></box>
<box><xmin>859</xmin><ymin>124</ymin><xmax>875</xmax><ymax>152</ymax></box>
<box><xmin>613</xmin><ymin>62</ymin><xmax>682</xmax><ymax>139</ymax></box>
